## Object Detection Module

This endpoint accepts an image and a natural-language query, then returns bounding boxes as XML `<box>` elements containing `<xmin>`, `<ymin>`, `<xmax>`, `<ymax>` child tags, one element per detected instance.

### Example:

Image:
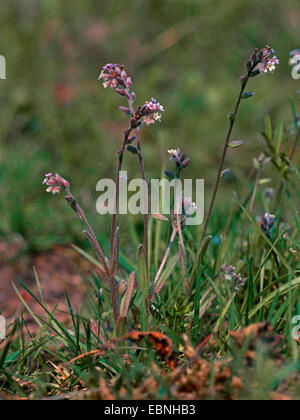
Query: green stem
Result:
<box><xmin>190</xmin><ymin>67</ymin><xmax>253</xmax><ymax>283</ymax></box>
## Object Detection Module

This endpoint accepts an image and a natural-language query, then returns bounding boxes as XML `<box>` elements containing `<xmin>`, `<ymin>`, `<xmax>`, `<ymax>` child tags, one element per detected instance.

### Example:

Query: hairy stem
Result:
<box><xmin>108</xmin><ymin>128</ymin><xmax>133</xmax><ymax>323</ymax></box>
<box><xmin>109</xmin><ymin>129</ymin><xmax>131</xmax><ymax>264</ymax></box>
<box><xmin>128</xmin><ymin>99</ymin><xmax>149</xmax><ymax>271</ymax></box>
<box><xmin>65</xmin><ymin>193</ymin><xmax>119</xmax><ymax>323</ymax></box>
<box><xmin>191</xmin><ymin>68</ymin><xmax>253</xmax><ymax>282</ymax></box>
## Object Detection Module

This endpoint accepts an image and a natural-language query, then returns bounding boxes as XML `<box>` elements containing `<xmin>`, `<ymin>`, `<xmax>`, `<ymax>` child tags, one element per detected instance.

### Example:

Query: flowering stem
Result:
<box><xmin>109</xmin><ymin>131</ymin><xmax>129</xmax><ymax>264</ymax></box>
<box><xmin>191</xmin><ymin>66</ymin><xmax>254</xmax><ymax>283</ymax></box>
<box><xmin>108</xmin><ymin>127</ymin><xmax>135</xmax><ymax>322</ymax></box>
<box><xmin>127</xmin><ymin>99</ymin><xmax>149</xmax><ymax>271</ymax></box>
<box><xmin>136</xmin><ymin>140</ymin><xmax>149</xmax><ymax>268</ymax></box>
<box><xmin>65</xmin><ymin>192</ymin><xmax>119</xmax><ymax>323</ymax></box>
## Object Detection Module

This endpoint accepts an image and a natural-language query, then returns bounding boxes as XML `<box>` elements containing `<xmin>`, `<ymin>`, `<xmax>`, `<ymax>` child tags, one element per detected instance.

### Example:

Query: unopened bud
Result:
<box><xmin>119</xmin><ymin>106</ymin><xmax>132</xmax><ymax>115</ymax></box>
<box><xmin>115</xmin><ymin>88</ymin><xmax>128</xmax><ymax>97</ymax></box>
<box><xmin>129</xmin><ymin>92</ymin><xmax>136</xmax><ymax>101</ymax></box>
<box><xmin>240</xmin><ymin>75</ymin><xmax>247</xmax><ymax>87</ymax></box>
<box><xmin>228</xmin><ymin>112</ymin><xmax>235</xmax><ymax>122</ymax></box>
<box><xmin>126</xmin><ymin>77</ymin><xmax>132</xmax><ymax>88</ymax></box>
<box><xmin>181</xmin><ymin>158</ymin><xmax>191</xmax><ymax>168</ymax></box>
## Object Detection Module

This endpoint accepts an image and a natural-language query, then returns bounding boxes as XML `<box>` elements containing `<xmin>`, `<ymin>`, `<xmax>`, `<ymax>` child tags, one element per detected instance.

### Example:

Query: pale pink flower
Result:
<box><xmin>43</xmin><ymin>173</ymin><xmax>69</xmax><ymax>195</ymax></box>
<box><xmin>99</xmin><ymin>64</ymin><xmax>132</xmax><ymax>93</ymax></box>
<box><xmin>135</xmin><ymin>98</ymin><xmax>164</xmax><ymax>126</ymax></box>
<box><xmin>254</xmin><ymin>47</ymin><xmax>279</xmax><ymax>74</ymax></box>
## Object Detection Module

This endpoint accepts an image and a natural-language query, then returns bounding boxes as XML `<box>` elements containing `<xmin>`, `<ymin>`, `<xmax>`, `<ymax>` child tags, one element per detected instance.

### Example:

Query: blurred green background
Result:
<box><xmin>0</xmin><ymin>0</ymin><xmax>299</xmax><ymax>252</ymax></box>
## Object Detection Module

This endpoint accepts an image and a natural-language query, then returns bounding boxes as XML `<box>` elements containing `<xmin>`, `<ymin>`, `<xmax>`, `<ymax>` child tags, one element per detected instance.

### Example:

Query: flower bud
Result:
<box><xmin>228</xmin><ymin>112</ymin><xmax>235</xmax><ymax>122</ymax></box>
<box><xmin>126</xmin><ymin>77</ymin><xmax>132</xmax><ymax>88</ymax></box>
<box><xmin>119</xmin><ymin>106</ymin><xmax>132</xmax><ymax>115</ymax></box>
<box><xmin>115</xmin><ymin>88</ymin><xmax>128</xmax><ymax>97</ymax></box>
<box><xmin>242</xmin><ymin>91</ymin><xmax>256</xmax><ymax>100</ymax></box>
<box><xmin>181</xmin><ymin>158</ymin><xmax>191</xmax><ymax>168</ymax></box>
<box><xmin>129</xmin><ymin>92</ymin><xmax>136</xmax><ymax>101</ymax></box>
<box><xmin>240</xmin><ymin>75</ymin><xmax>247</xmax><ymax>87</ymax></box>
<box><xmin>126</xmin><ymin>145</ymin><xmax>138</xmax><ymax>155</ymax></box>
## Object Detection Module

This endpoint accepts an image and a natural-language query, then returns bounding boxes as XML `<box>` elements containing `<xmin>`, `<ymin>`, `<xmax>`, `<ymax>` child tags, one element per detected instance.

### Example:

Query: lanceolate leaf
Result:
<box><xmin>154</xmin><ymin>253</ymin><xmax>180</xmax><ymax>296</ymax></box>
<box><xmin>228</xmin><ymin>140</ymin><xmax>244</xmax><ymax>149</ymax></box>
<box><xmin>242</xmin><ymin>91</ymin><xmax>256</xmax><ymax>99</ymax></box>
<box><xmin>121</xmin><ymin>272</ymin><xmax>136</xmax><ymax>318</ymax></box>
<box><xmin>274</xmin><ymin>122</ymin><xmax>284</xmax><ymax>155</ymax></box>
<box><xmin>264</xmin><ymin>115</ymin><xmax>273</xmax><ymax>143</ymax></box>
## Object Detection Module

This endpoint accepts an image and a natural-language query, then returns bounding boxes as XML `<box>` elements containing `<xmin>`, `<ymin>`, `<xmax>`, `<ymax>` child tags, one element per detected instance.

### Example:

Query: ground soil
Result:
<box><xmin>0</xmin><ymin>239</ymin><xmax>93</xmax><ymax>331</ymax></box>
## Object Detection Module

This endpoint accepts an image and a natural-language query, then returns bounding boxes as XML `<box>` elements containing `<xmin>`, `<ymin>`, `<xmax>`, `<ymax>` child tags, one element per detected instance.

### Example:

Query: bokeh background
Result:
<box><xmin>0</xmin><ymin>0</ymin><xmax>299</xmax><ymax>255</ymax></box>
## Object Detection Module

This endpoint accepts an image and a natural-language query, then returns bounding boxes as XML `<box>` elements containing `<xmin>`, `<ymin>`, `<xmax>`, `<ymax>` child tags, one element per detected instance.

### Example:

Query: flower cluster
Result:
<box><xmin>261</xmin><ymin>212</ymin><xmax>275</xmax><ymax>238</ymax></box>
<box><xmin>244</xmin><ymin>45</ymin><xmax>279</xmax><ymax>79</ymax></box>
<box><xmin>99</xmin><ymin>64</ymin><xmax>133</xmax><ymax>97</ymax></box>
<box><xmin>221</xmin><ymin>264</ymin><xmax>247</xmax><ymax>292</ymax></box>
<box><xmin>258</xmin><ymin>55</ymin><xmax>279</xmax><ymax>73</ymax></box>
<box><xmin>167</xmin><ymin>148</ymin><xmax>190</xmax><ymax>169</ymax></box>
<box><xmin>43</xmin><ymin>173</ymin><xmax>69</xmax><ymax>195</ymax></box>
<box><xmin>135</xmin><ymin>98</ymin><xmax>165</xmax><ymax>126</ymax></box>
<box><xmin>99</xmin><ymin>64</ymin><xmax>164</xmax><ymax>128</ymax></box>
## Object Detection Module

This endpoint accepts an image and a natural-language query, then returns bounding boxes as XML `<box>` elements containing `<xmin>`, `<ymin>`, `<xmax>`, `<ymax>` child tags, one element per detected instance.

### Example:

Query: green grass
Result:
<box><xmin>1</xmin><ymin>0</ymin><xmax>300</xmax><ymax>401</ymax></box>
<box><xmin>0</xmin><ymin>0</ymin><xmax>299</xmax><ymax>250</ymax></box>
<box><xmin>1</xmin><ymin>142</ymin><xmax>300</xmax><ymax>399</ymax></box>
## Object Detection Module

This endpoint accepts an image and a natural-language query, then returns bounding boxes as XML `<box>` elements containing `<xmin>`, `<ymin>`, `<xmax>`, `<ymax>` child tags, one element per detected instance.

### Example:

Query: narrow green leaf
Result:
<box><xmin>189</xmin><ymin>236</ymin><xmax>212</xmax><ymax>290</ymax></box>
<box><xmin>242</xmin><ymin>91</ymin><xmax>255</xmax><ymax>99</ymax></box>
<box><xmin>249</xmin><ymin>277</ymin><xmax>300</xmax><ymax>319</ymax></box>
<box><xmin>246</xmin><ymin>258</ymin><xmax>254</xmax><ymax>326</ymax></box>
<box><xmin>228</xmin><ymin>140</ymin><xmax>244</xmax><ymax>149</ymax></box>
<box><xmin>264</xmin><ymin>115</ymin><xmax>273</xmax><ymax>143</ymax></box>
<box><xmin>214</xmin><ymin>294</ymin><xmax>235</xmax><ymax>333</ymax></box>
<box><xmin>274</xmin><ymin>122</ymin><xmax>284</xmax><ymax>155</ymax></box>
<box><xmin>234</xmin><ymin>195</ymin><xmax>292</xmax><ymax>272</ymax></box>
<box><xmin>193</xmin><ymin>267</ymin><xmax>203</xmax><ymax>343</ymax></box>
<box><xmin>154</xmin><ymin>253</ymin><xmax>180</xmax><ymax>296</ymax></box>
